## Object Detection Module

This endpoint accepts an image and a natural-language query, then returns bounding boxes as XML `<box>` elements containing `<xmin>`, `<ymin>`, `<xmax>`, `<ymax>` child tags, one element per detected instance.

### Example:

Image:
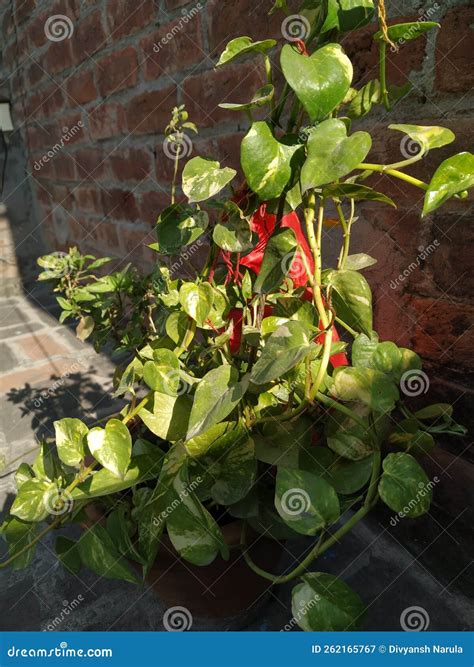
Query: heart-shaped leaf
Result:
<box><xmin>336</xmin><ymin>0</ymin><xmax>375</xmax><ymax>31</ymax></box>
<box><xmin>344</xmin><ymin>253</ymin><xmax>378</xmax><ymax>270</ymax></box>
<box><xmin>154</xmin><ymin>204</ymin><xmax>209</xmax><ymax>255</ymax></box>
<box><xmin>292</xmin><ymin>573</ymin><xmax>365</xmax><ymax>631</ymax></box>
<box><xmin>10</xmin><ymin>479</ymin><xmax>56</xmax><ymax>522</ymax></box>
<box><xmin>78</xmin><ymin>524</ymin><xmax>140</xmax><ymax>585</ymax></box>
<box><xmin>253</xmin><ymin>227</ymin><xmax>298</xmax><ymax>294</ymax></box>
<box><xmin>378</xmin><ymin>452</ymin><xmax>432</xmax><ymax>517</ymax></box>
<box><xmin>179</xmin><ymin>282</ymin><xmax>214</xmax><ymax>327</ymax></box>
<box><xmin>281</xmin><ymin>43</ymin><xmax>353</xmax><ymax>122</ymax></box>
<box><xmin>213</xmin><ymin>202</ymin><xmax>254</xmax><ymax>253</ymax></box>
<box><xmin>87</xmin><ymin>419</ymin><xmax>132</xmax><ymax>479</ymax></box>
<box><xmin>219</xmin><ymin>84</ymin><xmax>274</xmax><ymax>111</ymax></box>
<box><xmin>275</xmin><ymin>467</ymin><xmax>340</xmax><ymax>535</ymax></box>
<box><xmin>347</xmin><ymin>79</ymin><xmax>381</xmax><ymax>119</ymax></box>
<box><xmin>301</xmin><ymin>119</ymin><xmax>371</xmax><ymax>191</ymax></box>
<box><xmin>2</xmin><ymin>518</ymin><xmax>38</xmax><ymax>571</ymax></box>
<box><xmin>142</xmin><ymin>349</ymin><xmax>180</xmax><ymax>395</ymax></box>
<box><xmin>331</xmin><ymin>366</ymin><xmax>400</xmax><ymax>413</ymax></box>
<box><xmin>389</xmin><ymin>124</ymin><xmax>455</xmax><ymax>156</ymax></box>
<box><xmin>325</xmin><ymin>408</ymin><xmax>374</xmax><ymax>461</ymax></box>
<box><xmin>217</xmin><ymin>36</ymin><xmax>276</xmax><ymax>66</ymax></box>
<box><xmin>54</xmin><ymin>418</ymin><xmax>88</xmax><ymax>468</ymax></box>
<box><xmin>325</xmin><ymin>269</ymin><xmax>373</xmax><ymax>336</ymax></box>
<box><xmin>251</xmin><ymin>320</ymin><xmax>312</xmax><ymax>385</ymax></box>
<box><xmin>139</xmin><ymin>392</ymin><xmax>191</xmax><ymax>442</ymax></box>
<box><xmin>187</xmin><ymin>366</ymin><xmax>248</xmax><ymax>440</ymax></box>
<box><xmin>241</xmin><ymin>121</ymin><xmax>300</xmax><ymax>200</ymax></box>
<box><xmin>423</xmin><ymin>152</ymin><xmax>474</xmax><ymax>216</ymax></box>
<box><xmin>182</xmin><ymin>156</ymin><xmax>236</xmax><ymax>203</ymax></box>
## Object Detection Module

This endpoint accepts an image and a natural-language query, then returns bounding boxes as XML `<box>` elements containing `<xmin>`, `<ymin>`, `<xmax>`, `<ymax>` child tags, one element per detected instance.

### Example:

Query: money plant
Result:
<box><xmin>1</xmin><ymin>0</ymin><xmax>471</xmax><ymax>632</ymax></box>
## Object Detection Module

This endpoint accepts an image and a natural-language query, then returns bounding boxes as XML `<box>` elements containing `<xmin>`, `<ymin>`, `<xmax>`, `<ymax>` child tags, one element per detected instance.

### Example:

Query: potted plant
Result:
<box><xmin>1</xmin><ymin>0</ymin><xmax>471</xmax><ymax>631</ymax></box>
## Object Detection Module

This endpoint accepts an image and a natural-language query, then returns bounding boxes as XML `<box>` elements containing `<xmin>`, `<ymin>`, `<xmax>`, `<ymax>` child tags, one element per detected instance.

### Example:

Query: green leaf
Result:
<box><xmin>186</xmin><ymin>366</ymin><xmax>248</xmax><ymax>439</ymax></box>
<box><xmin>142</xmin><ymin>349</ymin><xmax>180</xmax><ymax>395</ymax></box>
<box><xmin>253</xmin><ymin>228</ymin><xmax>298</xmax><ymax>294</ymax></box>
<box><xmin>423</xmin><ymin>152</ymin><xmax>474</xmax><ymax>216</ymax></box>
<box><xmin>324</xmin><ymin>454</ymin><xmax>374</xmax><ymax>495</ymax></box>
<box><xmin>165</xmin><ymin>311</ymin><xmax>189</xmax><ymax>345</ymax></box>
<box><xmin>217</xmin><ymin>36</ymin><xmax>276</xmax><ymax>66</ymax></box>
<box><xmin>114</xmin><ymin>357</ymin><xmax>143</xmax><ymax>397</ymax></box>
<box><xmin>71</xmin><ymin>452</ymin><xmax>164</xmax><ymax>500</ymax></box>
<box><xmin>333</xmin><ymin>0</ymin><xmax>375</xmax><ymax>32</ymax></box>
<box><xmin>256</xmin><ymin>416</ymin><xmax>313</xmax><ymax>468</ymax></box>
<box><xmin>241</xmin><ymin>121</ymin><xmax>299</xmax><ymax>201</ymax></box>
<box><xmin>388</xmin><ymin>422</ymin><xmax>435</xmax><ymax>456</ymax></box>
<box><xmin>372</xmin><ymin>341</ymin><xmax>403</xmax><ymax>378</ymax></box>
<box><xmin>14</xmin><ymin>462</ymin><xmax>34</xmax><ymax>489</ymax></box>
<box><xmin>325</xmin><ymin>269</ymin><xmax>372</xmax><ymax>336</ymax></box>
<box><xmin>179</xmin><ymin>282</ymin><xmax>214</xmax><ymax>327</ymax></box>
<box><xmin>378</xmin><ymin>452</ymin><xmax>432</xmax><ymax>517</ymax></box>
<box><xmin>351</xmin><ymin>331</ymin><xmax>379</xmax><ymax>367</ymax></box>
<box><xmin>76</xmin><ymin>315</ymin><xmax>94</xmax><ymax>341</ymax></box>
<box><xmin>280</xmin><ymin>43</ymin><xmax>353</xmax><ymax>122</ymax></box>
<box><xmin>106</xmin><ymin>503</ymin><xmax>146</xmax><ymax>565</ymax></box>
<box><xmin>219</xmin><ymin>84</ymin><xmax>274</xmax><ymax>111</ymax></box>
<box><xmin>301</xmin><ymin>119</ymin><xmax>371</xmax><ymax>192</ymax></box>
<box><xmin>414</xmin><ymin>403</ymin><xmax>453</xmax><ymax>420</ymax></box>
<box><xmin>322</xmin><ymin>182</ymin><xmax>395</xmax><ymax>207</ymax></box>
<box><xmin>54</xmin><ymin>418</ymin><xmax>88</xmax><ymax>468</ymax></box>
<box><xmin>374</xmin><ymin>21</ymin><xmax>439</xmax><ymax>43</ymax></box>
<box><xmin>10</xmin><ymin>479</ymin><xmax>55</xmax><ymax>522</ymax></box>
<box><xmin>292</xmin><ymin>572</ymin><xmax>365</xmax><ymax>631</ymax></box>
<box><xmin>347</xmin><ymin>79</ymin><xmax>380</xmax><ymax>119</ymax></box>
<box><xmin>32</xmin><ymin>441</ymin><xmax>59</xmax><ymax>481</ymax></box>
<box><xmin>389</xmin><ymin>124</ymin><xmax>455</xmax><ymax>156</ymax></box>
<box><xmin>326</xmin><ymin>408</ymin><xmax>374</xmax><ymax>460</ymax></box>
<box><xmin>332</xmin><ymin>366</ymin><xmax>400</xmax><ymax>413</ymax></box>
<box><xmin>139</xmin><ymin>392</ymin><xmax>192</xmax><ymax>442</ymax></box>
<box><xmin>55</xmin><ymin>536</ymin><xmax>81</xmax><ymax>575</ymax></box>
<box><xmin>78</xmin><ymin>524</ymin><xmax>140</xmax><ymax>585</ymax></box>
<box><xmin>87</xmin><ymin>419</ymin><xmax>132</xmax><ymax>479</ymax></box>
<box><xmin>251</xmin><ymin>321</ymin><xmax>312</xmax><ymax>385</ymax></box>
<box><xmin>182</xmin><ymin>156</ymin><xmax>236</xmax><ymax>203</ymax></box>
<box><xmin>132</xmin><ymin>488</ymin><xmax>164</xmax><ymax>578</ymax></box>
<box><xmin>166</xmin><ymin>464</ymin><xmax>228</xmax><ymax>566</ymax></box>
<box><xmin>155</xmin><ymin>204</ymin><xmax>209</xmax><ymax>254</ymax></box>
<box><xmin>2</xmin><ymin>517</ymin><xmax>39</xmax><ymax>570</ymax></box>
<box><xmin>213</xmin><ymin>202</ymin><xmax>254</xmax><ymax>253</ymax></box>
<box><xmin>344</xmin><ymin>253</ymin><xmax>378</xmax><ymax>270</ymax></box>
<box><xmin>275</xmin><ymin>467</ymin><xmax>340</xmax><ymax>536</ymax></box>
<box><xmin>185</xmin><ymin>421</ymin><xmax>236</xmax><ymax>457</ymax></box>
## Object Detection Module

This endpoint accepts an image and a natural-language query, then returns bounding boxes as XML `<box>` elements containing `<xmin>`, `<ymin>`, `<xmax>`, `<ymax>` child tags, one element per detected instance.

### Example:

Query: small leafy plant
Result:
<box><xmin>1</xmin><ymin>1</ymin><xmax>471</xmax><ymax>631</ymax></box>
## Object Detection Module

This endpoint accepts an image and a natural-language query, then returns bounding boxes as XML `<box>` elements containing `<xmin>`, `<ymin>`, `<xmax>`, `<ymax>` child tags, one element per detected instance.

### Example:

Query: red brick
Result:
<box><xmin>214</xmin><ymin>132</ymin><xmax>245</xmax><ymax>177</ymax></box>
<box><xmin>89</xmin><ymin>221</ymin><xmax>121</xmax><ymax>251</ymax></box>
<box><xmin>74</xmin><ymin>148</ymin><xmax>109</xmax><ymax>180</ymax></box>
<box><xmin>166</xmin><ymin>0</ymin><xmax>191</xmax><ymax>8</ymax></box>
<box><xmin>126</xmin><ymin>86</ymin><xmax>177</xmax><ymax>135</ymax></box>
<box><xmin>101</xmin><ymin>188</ymin><xmax>140</xmax><ymax>220</ymax></box>
<box><xmin>410</xmin><ymin>297</ymin><xmax>474</xmax><ymax>368</ymax></box>
<box><xmin>141</xmin><ymin>14</ymin><xmax>204</xmax><ymax>79</ymax></box>
<box><xmin>27</xmin><ymin>123</ymin><xmax>57</xmax><ymax>152</ymax></box>
<box><xmin>43</xmin><ymin>40</ymin><xmax>75</xmax><ymax>75</ymax></box>
<box><xmin>182</xmin><ymin>60</ymin><xmax>266</xmax><ymax>128</ymax></box>
<box><xmin>51</xmin><ymin>184</ymin><xmax>76</xmax><ymax>209</ymax></box>
<box><xmin>109</xmin><ymin>148</ymin><xmax>152</xmax><ymax>182</ymax></box>
<box><xmin>74</xmin><ymin>186</ymin><xmax>104</xmax><ymax>214</ymax></box>
<box><xmin>72</xmin><ymin>11</ymin><xmax>107</xmax><ymax>64</ymax></box>
<box><xmin>2</xmin><ymin>8</ymin><xmax>14</xmax><ymax>39</ymax></box>
<box><xmin>118</xmin><ymin>226</ymin><xmax>153</xmax><ymax>264</ymax></box>
<box><xmin>14</xmin><ymin>0</ymin><xmax>36</xmax><ymax>24</ymax></box>
<box><xmin>66</xmin><ymin>68</ymin><xmax>98</xmax><ymax>106</ymax></box>
<box><xmin>52</xmin><ymin>154</ymin><xmax>77</xmax><ymax>181</ymax></box>
<box><xmin>429</xmin><ymin>216</ymin><xmax>474</xmax><ymax>299</ymax></box>
<box><xmin>207</xmin><ymin>0</ymin><xmax>283</xmax><ymax>57</ymax></box>
<box><xmin>107</xmin><ymin>0</ymin><xmax>156</xmax><ymax>41</ymax></box>
<box><xmin>89</xmin><ymin>103</ymin><xmax>126</xmax><ymax>140</ymax></box>
<box><xmin>26</xmin><ymin>60</ymin><xmax>45</xmax><ymax>87</ymax></box>
<box><xmin>59</xmin><ymin>113</ymin><xmax>87</xmax><ymax>145</ymax></box>
<box><xmin>436</xmin><ymin>5</ymin><xmax>474</xmax><ymax>94</ymax></box>
<box><xmin>139</xmin><ymin>190</ymin><xmax>171</xmax><ymax>226</ymax></box>
<box><xmin>97</xmin><ymin>46</ymin><xmax>138</xmax><ymax>97</ymax></box>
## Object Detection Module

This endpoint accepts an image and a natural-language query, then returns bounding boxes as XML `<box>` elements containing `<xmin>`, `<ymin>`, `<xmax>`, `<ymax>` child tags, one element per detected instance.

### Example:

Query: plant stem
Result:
<box><xmin>0</xmin><ymin>517</ymin><xmax>63</xmax><ymax>569</ymax></box>
<box><xmin>356</xmin><ymin>163</ymin><xmax>429</xmax><ymax>190</ymax></box>
<box><xmin>379</xmin><ymin>41</ymin><xmax>390</xmax><ymax>111</ymax></box>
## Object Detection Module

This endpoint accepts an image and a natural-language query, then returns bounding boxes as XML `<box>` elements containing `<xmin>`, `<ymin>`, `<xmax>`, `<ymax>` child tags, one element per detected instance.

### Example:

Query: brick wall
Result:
<box><xmin>0</xmin><ymin>0</ymin><xmax>473</xmax><ymax>427</ymax></box>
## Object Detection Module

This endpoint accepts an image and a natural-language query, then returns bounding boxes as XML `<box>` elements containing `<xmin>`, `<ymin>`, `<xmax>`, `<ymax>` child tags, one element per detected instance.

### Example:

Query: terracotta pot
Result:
<box><xmin>82</xmin><ymin>506</ymin><xmax>284</xmax><ymax>624</ymax></box>
<box><xmin>147</xmin><ymin>521</ymin><xmax>284</xmax><ymax>621</ymax></box>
